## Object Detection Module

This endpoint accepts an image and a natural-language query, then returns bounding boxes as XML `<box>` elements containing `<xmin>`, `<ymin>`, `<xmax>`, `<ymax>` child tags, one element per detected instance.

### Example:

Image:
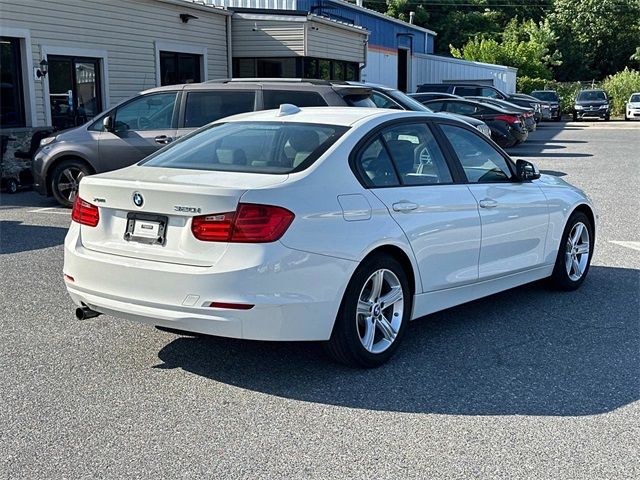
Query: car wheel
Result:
<box><xmin>554</xmin><ymin>115</ymin><xmax>562</xmax><ymax>122</ymax></box>
<box><xmin>573</xmin><ymin>113</ymin><xmax>578</xmax><ymax>122</ymax></box>
<box><xmin>548</xmin><ymin>211</ymin><xmax>593</xmax><ymax>291</ymax></box>
<box><xmin>604</xmin><ymin>114</ymin><xmax>610</xmax><ymax>121</ymax></box>
<box><xmin>50</xmin><ymin>160</ymin><xmax>91</xmax><ymax>207</ymax></box>
<box><xmin>6</xmin><ymin>178</ymin><xmax>19</xmax><ymax>194</ymax></box>
<box><xmin>325</xmin><ymin>254</ymin><xmax>411</xmax><ymax>368</ymax></box>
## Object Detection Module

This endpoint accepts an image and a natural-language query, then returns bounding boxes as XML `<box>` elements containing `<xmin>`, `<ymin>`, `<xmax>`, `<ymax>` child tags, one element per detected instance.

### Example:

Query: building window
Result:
<box><xmin>48</xmin><ymin>55</ymin><xmax>103</xmax><ymax>130</ymax></box>
<box><xmin>160</xmin><ymin>51</ymin><xmax>201</xmax><ymax>86</ymax></box>
<box><xmin>0</xmin><ymin>37</ymin><xmax>25</xmax><ymax>128</ymax></box>
<box><xmin>233</xmin><ymin>57</ymin><xmax>360</xmax><ymax>82</ymax></box>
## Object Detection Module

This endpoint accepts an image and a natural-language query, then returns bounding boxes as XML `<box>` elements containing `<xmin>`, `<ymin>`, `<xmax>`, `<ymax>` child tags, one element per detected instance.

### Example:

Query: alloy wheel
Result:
<box><xmin>356</xmin><ymin>269</ymin><xmax>404</xmax><ymax>354</ymax></box>
<box><xmin>57</xmin><ymin>167</ymin><xmax>85</xmax><ymax>203</ymax></box>
<box><xmin>565</xmin><ymin>222</ymin><xmax>590</xmax><ymax>281</ymax></box>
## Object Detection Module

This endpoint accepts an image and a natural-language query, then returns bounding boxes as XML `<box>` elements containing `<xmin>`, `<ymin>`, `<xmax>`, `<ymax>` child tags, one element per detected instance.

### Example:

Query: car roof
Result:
<box><xmin>219</xmin><ymin>106</ymin><xmax>443</xmax><ymax>126</ymax></box>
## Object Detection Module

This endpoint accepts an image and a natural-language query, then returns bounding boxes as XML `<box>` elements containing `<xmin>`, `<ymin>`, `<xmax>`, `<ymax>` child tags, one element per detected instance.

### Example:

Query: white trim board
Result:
<box><xmin>154</xmin><ymin>41</ymin><xmax>208</xmax><ymax>87</ymax></box>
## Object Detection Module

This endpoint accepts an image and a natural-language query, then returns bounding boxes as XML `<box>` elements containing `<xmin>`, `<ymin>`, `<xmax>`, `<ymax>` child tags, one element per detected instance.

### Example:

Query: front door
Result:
<box><xmin>97</xmin><ymin>92</ymin><xmax>178</xmax><ymax>171</ymax></box>
<box><xmin>353</xmin><ymin>121</ymin><xmax>481</xmax><ymax>292</ymax></box>
<box><xmin>48</xmin><ymin>56</ymin><xmax>102</xmax><ymax>130</ymax></box>
<box><xmin>439</xmin><ymin>123</ymin><xmax>549</xmax><ymax>279</ymax></box>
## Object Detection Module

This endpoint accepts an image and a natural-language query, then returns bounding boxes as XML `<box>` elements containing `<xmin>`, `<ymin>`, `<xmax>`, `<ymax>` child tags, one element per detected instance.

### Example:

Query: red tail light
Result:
<box><xmin>191</xmin><ymin>203</ymin><xmax>294</xmax><ymax>243</ymax></box>
<box><xmin>71</xmin><ymin>196</ymin><xmax>99</xmax><ymax>227</ymax></box>
<box><xmin>494</xmin><ymin>115</ymin><xmax>520</xmax><ymax>124</ymax></box>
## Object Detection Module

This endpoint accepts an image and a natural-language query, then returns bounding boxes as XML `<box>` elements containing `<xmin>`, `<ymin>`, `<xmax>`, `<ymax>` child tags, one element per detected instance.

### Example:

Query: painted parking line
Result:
<box><xmin>28</xmin><ymin>207</ymin><xmax>70</xmax><ymax>215</ymax></box>
<box><xmin>609</xmin><ymin>241</ymin><xmax>640</xmax><ymax>252</ymax></box>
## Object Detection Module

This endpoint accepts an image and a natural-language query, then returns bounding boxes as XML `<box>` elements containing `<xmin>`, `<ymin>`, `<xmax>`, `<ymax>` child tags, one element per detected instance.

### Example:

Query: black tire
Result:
<box><xmin>50</xmin><ymin>159</ymin><xmax>91</xmax><ymax>207</ymax></box>
<box><xmin>573</xmin><ymin>113</ymin><xmax>578</xmax><ymax>122</ymax></box>
<box><xmin>6</xmin><ymin>178</ymin><xmax>18</xmax><ymax>194</ymax></box>
<box><xmin>324</xmin><ymin>254</ymin><xmax>411</xmax><ymax>368</ymax></box>
<box><xmin>604</xmin><ymin>114</ymin><xmax>610</xmax><ymax>122</ymax></box>
<box><xmin>554</xmin><ymin>114</ymin><xmax>562</xmax><ymax>122</ymax></box>
<box><xmin>547</xmin><ymin>211</ymin><xmax>594</xmax><ymax>291</ymax></box>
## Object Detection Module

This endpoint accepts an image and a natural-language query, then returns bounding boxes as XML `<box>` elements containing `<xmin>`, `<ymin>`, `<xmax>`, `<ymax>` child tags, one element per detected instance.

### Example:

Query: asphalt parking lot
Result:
<box><xmin>1</xmin><ymin>121</ymin><xmax>639</xmax><ymax>479</ymax></box>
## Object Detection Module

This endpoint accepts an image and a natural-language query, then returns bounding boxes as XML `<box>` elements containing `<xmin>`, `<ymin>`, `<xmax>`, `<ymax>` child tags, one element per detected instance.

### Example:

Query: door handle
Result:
<box><xmin>392</xmin><ymin>201</ymin><xmax>419</xmax><ymax>212</ymax></box>
<box><xmin>479</xmin><ymin>198</ymin><xmax>498</xmax><ymax>209</ymax></box>
<box><xmin>154</xmin><ymin>135</ymin><xmax>173</xmax><ymax>145</ymax></box>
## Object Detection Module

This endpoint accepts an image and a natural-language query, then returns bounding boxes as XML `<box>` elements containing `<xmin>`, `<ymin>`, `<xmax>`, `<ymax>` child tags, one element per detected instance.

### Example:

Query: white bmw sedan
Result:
<box><xmin>64</xmin><ymin>106</ymin><xmax>595</xmax><ymax>367</ymax></box>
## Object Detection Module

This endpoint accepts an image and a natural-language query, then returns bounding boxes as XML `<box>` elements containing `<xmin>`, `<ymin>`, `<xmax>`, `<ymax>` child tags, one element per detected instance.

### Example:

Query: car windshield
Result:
<box><xmin>532</xmin><ymin>91</ymin><xmax>558</xmax><ymax>102</ymax></box>
<box><xmin>141</xmin><ymin>121</ymin><xmax>348</xmax><ymax>174</ymax></box>
<box><xmin>578</xmin><ymin>91</ymin><xmax>606</xmax><ymax>101</ymax></box>
<box><xmin>630</xmin><ymin>94</ymin><xmax>640</xmax><ymax>102</ymax></box>
<box><xmin>384</xmin><ymin>89</ymin><xmax>433</xmax><ymax>112</ymax></box>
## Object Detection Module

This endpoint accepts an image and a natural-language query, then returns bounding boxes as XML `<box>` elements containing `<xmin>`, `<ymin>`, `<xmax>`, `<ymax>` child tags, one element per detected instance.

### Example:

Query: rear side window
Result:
<box><xmin>425</xmin><ymin>101</ymin><xmax>444</xmax><ymax>111</ymax></box>
<box><xmin>445</xmin><ymin>102</ymin><xmax>480</xmax><ymax>115</ymax></box>
<box><xmin>184</xmin><ymin>91</ymin><xmax>256</xmax><ymax>128</ymax></box>
<box><xmin>417</xmin><ymin>84</ymin><xmax>449</xmax><ymax>93</ymax></box>
<box><xmin>263</xmin><ymin>90</ymin><xmax>327</xmax><ymax>110</ymax></box>
<box><xmin>354</xmin><ymin>138</ymin><xmax>400</xmax><ymax>187</ymax></box>
<box><xmin>142</xmin><ymin>121</ymin><xmax>348</xmax><ymax>174</ymax></box>
<box><xmin>454</xmin><ymin>86</ymin><xmax>480</xmax><ymax>96</ymax></box>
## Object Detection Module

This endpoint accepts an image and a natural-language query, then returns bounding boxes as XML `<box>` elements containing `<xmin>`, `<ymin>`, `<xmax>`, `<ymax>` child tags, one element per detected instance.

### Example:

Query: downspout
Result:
<box><xmin>359</xmin><ymin>37</ymin><xmax>368</xmax><ymax>82</ymax></box>
<box><xmin>226</xmin><ymin>12</ymin><xmax>233</xmax><ymax>78</ymax></box>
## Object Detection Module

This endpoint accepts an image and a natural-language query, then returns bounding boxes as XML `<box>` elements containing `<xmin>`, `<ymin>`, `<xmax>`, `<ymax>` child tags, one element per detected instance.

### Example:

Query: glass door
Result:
<box><xmin>48</xmin><ymin>55</ymin><xmax>102</xmax><ymax>130</ymax></box>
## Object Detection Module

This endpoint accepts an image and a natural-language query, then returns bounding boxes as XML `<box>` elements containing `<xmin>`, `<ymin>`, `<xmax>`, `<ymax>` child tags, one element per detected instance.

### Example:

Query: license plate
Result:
<box><xmin>124</xmin><ymin>212</ymin><xmax>168</xmax><ymax>245</ymax></box>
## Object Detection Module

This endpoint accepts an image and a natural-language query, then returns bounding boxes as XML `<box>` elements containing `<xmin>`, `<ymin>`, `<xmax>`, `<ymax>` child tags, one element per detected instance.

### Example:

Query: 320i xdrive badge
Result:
<box><xmin>64</xmin><ymin>106</ymin><xmax>596</xmax><ymax>368</ymax></box>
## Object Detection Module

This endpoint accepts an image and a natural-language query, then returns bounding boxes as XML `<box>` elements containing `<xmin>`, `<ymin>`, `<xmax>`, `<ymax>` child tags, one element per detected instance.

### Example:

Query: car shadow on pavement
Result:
<box><xmin>539</xmin><ymin>170</ymin><xmax>567</xmax><ymax>177</ymax></box>
<box><xmin>156</xmin><ymin>265</ymin><xmax>639</xmax><ymax>417</ymax></box>
<box><xmin>0</xmin><ymin>220</ymin><xmax>68</xmax><ymax>254</ymax></box>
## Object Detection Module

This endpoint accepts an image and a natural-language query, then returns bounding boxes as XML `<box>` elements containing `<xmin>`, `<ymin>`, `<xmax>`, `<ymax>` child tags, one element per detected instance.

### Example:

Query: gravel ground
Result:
<box><xmin>1</xmin><ymin>120</ymin><xmax>639</xmax><ymax>479</ymax></box>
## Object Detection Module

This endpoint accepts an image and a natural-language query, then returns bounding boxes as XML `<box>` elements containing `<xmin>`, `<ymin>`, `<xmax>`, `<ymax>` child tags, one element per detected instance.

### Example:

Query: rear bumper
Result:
<box><xmin>63</xmin><ymin>223</ymin><xmax>356</xmax><ymax>341</ymax></box>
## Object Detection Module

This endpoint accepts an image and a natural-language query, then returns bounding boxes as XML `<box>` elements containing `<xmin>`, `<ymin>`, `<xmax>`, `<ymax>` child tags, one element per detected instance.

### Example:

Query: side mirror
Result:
<box><xmin>103</xmin><ymin>115</ymin><xmax>114</xmax><ymax>132</ymax></box>
<box><xmin>516</xmin><ymin>159</ymin><xmax>540</xmax><ymax>181</ymax></box>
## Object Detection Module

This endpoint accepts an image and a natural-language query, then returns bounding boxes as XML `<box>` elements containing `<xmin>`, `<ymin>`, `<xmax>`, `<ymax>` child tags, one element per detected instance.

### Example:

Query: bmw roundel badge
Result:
<box><xmin>132</xmin><ymin>192</ymin><xmax>144</xmax><ymax>207</ymax></box>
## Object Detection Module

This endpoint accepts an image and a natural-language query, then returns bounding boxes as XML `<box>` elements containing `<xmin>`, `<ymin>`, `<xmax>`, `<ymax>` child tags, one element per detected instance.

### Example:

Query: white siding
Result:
<box><xmin>361</xmin><ymin>50</ymin><xmax>398</xmax><ymax>89</ymax></box>
<box><xmin>411</xmin><ymin>53</ymin><xmax>517</xmax><ymax>94</ymax></box>
<box><xmin>306</xmin><ymin>21</ymin><xmax>366</xmax><ymax>63</ymax></box>
<box><xmin>0</xmin><ymin>0</ymin><xmax>229</xmax><ymax>126</ymax></box>
<box><xmin>232</xmin><ymin>16</ymin><xmax>305</xmax><ymax>57</ymax></box>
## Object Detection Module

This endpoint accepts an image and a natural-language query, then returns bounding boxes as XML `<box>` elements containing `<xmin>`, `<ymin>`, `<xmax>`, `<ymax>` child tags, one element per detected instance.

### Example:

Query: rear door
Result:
<box><xmin>438</xmin><ymin>123</ymin><xmax>549</xmax><ymax>279</ymax></box>
<box><xmin>353</xmin><ymin>120</ymin><xmax>481</xmax><ymax>292</ymax></box>
<box><xmin>97</xmin><ymin>92</ymin><xmax>179</xmax><ymax>171</ymax></box>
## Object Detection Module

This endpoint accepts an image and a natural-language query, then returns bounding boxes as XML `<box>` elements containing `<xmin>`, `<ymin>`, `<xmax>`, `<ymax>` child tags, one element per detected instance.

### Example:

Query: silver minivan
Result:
<box><xmin>32</xmin><ymin>80</ymin><xmax>373</xmax><ymax>206</ymax></box>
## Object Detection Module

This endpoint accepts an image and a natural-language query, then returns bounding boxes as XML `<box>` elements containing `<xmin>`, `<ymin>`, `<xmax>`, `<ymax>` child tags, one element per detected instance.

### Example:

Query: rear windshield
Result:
<box><xmin>577</xmin><ymin>91</ymin><xmax>606</xmax><ymax>101</ymax></box>
<box><xmin>141</xmin><ymin>121</ymin><xmax>348</xmax><ymax>174</ymax></box>
<box><xmin>531</xmin><ymin>91</ymin><xmax>558</xmax><ymax>101</ymax></box>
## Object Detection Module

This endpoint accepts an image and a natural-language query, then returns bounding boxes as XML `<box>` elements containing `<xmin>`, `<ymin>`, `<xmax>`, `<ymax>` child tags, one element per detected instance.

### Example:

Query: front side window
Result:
<box><xmin>142</xmin><ymin>121</ymin><xmax>347</xmax><ymax>174</ymax></box>
<box><xmin>445</xmin><ymin>102</ymin><xmax>480</xmax><ymax>116</ymax></box>
<box><xmin>480</xmin><ymin>87</ymin><xmax>500</xmax><ymax>98</ymax></box>
<box><xmin>0</xmin><ymin>37</ymin><xmax>25</xmax><ymax>128</ymax></box>
<box><xmin>454</xmin><ymin>86</ymin><xmax>480</xmax><ymax>97</ymax></box>
<box><xmin>381</xmin><ymin>123</ymin><xmax>452</xmax><ymax>185</ymax></box>
<box><xmin>441</xmin><ymin>124</ymin><xmax>512</xmax><ymax>183</ymax></box>
<box><xmin>113</xmin><ymin>93</ymin><xmax>176</xmax><ymax>131</ymax></box>
<box><xmin>184</xmin><ymin>91</ymin><xmax>256</xmax><ymax>128</ymax></box>
<box><xmin>263</xmin><ymin>90</ymin><xmax>327</xmax><ymax>110</ymax></box>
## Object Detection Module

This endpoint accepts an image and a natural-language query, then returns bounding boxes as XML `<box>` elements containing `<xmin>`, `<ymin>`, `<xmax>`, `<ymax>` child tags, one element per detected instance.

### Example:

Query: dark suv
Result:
<box><xmin>417</xmin><ymin>83</ymin><xmax>544</xmax><ymax>122</ymax></box>
<box><xmin>32</xmin><ymin>79</ymin><xmax>374</xmax><ymax>206</ymax></box>
<box><xmin>573</xmin><ymin>89</ymin><xmax>610</xmax><ymax>122</ymax></box>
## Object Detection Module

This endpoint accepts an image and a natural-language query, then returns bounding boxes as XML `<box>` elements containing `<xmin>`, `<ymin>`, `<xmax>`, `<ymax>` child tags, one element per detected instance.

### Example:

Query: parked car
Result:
<box><xmin>347</xmin><ymin>82</ymin><xmax>492</xmax><ymax>138</ymax></box>
<box><xmin>416</xmin><ymin>83</ymin><xmax>544</xmax><ymax>122</ymax></box>
<box><xmin>512</xmin><ymin>93</ymin><xmax>552</xmax><ymax>120</ymax></box>
<box><xmin>421</xmin><ymin>98</ymin><xmax>528</xmax><ymax>148</ymax></box>
<box><xmin>573</xmin><ymin>89</ymin><xmax>610</xmax><ymax>121</ymax></box>
<box><xmin>465</xmin><ymin>96</ymin><xmax>537</xmax><ymax>132</ymax></box>
<box><xmin>33</xmin><ymin>79</ymin><xmax>375</xmax><ymax>206</ymax></box>
<box><xmin>409</xmin><ymin>92</ymin><xmax>461</xmax><ymax>102</ymax></box>
<box><xmin>530</xmin><ymin>90</ymin><xmax>562</xmax><ymax>121</ymax></box>
<box><xmin>625</xmin><ymin>93</ymin><xmax>640</xmax><ymax>121</ymax></box>
<box><xmin>65</xmin><ymin>106</ymin><xmax>595</xmax><ymax>368</ymax></box>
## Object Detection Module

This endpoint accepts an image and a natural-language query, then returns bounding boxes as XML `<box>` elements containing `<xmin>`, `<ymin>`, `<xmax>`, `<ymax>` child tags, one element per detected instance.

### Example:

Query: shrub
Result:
<box><xmin>601</xmin><ymin>68</ymin><xmax>640</xmax><ymax>116</ymax></box>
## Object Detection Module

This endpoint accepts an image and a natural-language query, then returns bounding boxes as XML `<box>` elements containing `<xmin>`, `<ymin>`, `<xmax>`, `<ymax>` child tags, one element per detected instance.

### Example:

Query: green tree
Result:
<box><xmin>450</xmin><ymin>19</ymin><xmax>562</xmax><ymax>78</ymax></box>
<box><xmin>549</xmin><ymin>0</ymin><xmax>640</xmax><ymax>81</ymax></box>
